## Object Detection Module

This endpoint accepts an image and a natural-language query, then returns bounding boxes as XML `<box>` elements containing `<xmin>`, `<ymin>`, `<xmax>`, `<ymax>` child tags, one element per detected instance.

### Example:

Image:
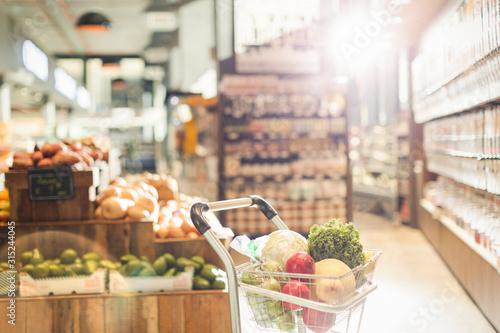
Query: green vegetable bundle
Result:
<box><xmin>307</xmin><ymin>219</ymin><xmax>365</xmax><ymax>269</ymax></box>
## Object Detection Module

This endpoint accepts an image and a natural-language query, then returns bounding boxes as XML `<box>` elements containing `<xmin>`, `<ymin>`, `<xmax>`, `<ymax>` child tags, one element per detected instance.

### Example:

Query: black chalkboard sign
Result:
<box><xmin>28</xmin><ymin>168</ymin><xmax>74</xmax><ymax>200</ymax></box>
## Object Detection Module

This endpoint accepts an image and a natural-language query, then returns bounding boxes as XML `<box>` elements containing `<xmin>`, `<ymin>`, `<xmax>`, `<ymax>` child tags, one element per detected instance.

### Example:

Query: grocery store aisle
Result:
<box><xmin>355</xmin><ymin>212</ymin><xmax>496</xmax><ymax>333</ymax></box>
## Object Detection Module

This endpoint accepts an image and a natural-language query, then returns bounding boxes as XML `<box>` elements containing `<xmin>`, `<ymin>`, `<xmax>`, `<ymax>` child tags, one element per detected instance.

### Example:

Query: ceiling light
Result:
<box><xmin>102</xmin><ymin>58</ymin><xmax>121</xmax><ymax>68</ymax></box>
<box><xmin>77</xmin><ymin>12</ymin><xmax>112</xmax><ymax>32</ymax></box>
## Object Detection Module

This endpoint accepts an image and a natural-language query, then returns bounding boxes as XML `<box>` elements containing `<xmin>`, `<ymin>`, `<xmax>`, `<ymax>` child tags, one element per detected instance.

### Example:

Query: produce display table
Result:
<box><xmin>0</xmin><ymin>290</ymin><xmax>230</xmax><ymax>333</ymax></box>
<box><xmin>0</xmin><ymin>219</ymin><xmax>156</xmax><ymax>263</ymax></box>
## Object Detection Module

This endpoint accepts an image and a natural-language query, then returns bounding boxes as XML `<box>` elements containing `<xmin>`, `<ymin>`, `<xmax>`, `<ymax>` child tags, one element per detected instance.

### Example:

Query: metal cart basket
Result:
<box><xmin>191</xmin><ymin>195</ymin><xmax>381</xmax><ymax>333</ymax></box>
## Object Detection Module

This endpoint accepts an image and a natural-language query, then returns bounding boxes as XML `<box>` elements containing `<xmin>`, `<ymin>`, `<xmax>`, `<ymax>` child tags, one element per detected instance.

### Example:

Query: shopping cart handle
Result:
<box><xmin>191</xmin><ymin>196</ymin><xmax>279</xmax><ymax>235</ymax></box>
<box><xmin>248</xmin><ymin>195</ymin><xmax>278</xmax><ymax>220</ymax></box>
<box><xmin>191</xmin><ymin>202</ymin><xmax>210</xmax><ymax>235</ymax></box>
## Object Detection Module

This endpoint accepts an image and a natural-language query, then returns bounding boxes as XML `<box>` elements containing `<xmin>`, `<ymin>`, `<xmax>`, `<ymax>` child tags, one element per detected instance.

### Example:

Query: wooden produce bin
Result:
<box><xmin>154</xmin><ymin>237</ymin><xmax>232</xmax><ymax>269</ymax></box>
<box><xmin>5</xmin><ymin>168</ymin><xmax>100</xmax><ymax>222</ymax></box>
<box><xmin>0</xmin><ymin>290</ymin><xmax>230</xmax><ymax>333</ymax></box>
<box><xmin>0</xmin><ymin>219</ymin><xmax>156</xmax><ymax>263</ymax></box>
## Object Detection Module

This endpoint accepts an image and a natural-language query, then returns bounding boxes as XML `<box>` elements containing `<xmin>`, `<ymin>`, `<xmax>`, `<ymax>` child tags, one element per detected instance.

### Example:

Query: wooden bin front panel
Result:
<box><xmin>0</xmin><ymin>291</ymin><xmax>231</xmax><ymax>333</ymax></box>
<box><xmin>0</xmin><ymin>220</ymin><xmax>156</xmax><ymax>263</ymax></box>
<box><xmin>5</xmin><ymin>169</ymin><xmax>99</xmax><ymax>222</ymax></box>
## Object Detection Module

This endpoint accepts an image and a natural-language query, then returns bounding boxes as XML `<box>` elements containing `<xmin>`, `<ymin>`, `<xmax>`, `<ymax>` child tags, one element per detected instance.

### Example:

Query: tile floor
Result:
<box><xmin>237</xmin><ymin>212</ymin><xmax>497</xmax><ymax>333</ymax></box>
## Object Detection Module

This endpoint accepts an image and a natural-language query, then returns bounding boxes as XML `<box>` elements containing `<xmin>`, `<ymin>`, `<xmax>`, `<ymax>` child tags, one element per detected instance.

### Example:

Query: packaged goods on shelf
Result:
<box><xmin>423</xmin><ymin>178</ymin><xmax>500</xmax><ymax>270</ymax></box>
<box><xmin>220</xmin><ymin>75</ymin><xmax>350</xmax><ymax>234</ymax></box>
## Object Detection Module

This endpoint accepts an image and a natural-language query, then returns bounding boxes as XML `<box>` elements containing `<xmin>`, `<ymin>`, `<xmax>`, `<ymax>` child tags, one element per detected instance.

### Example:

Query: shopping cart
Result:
<box><xmin>191</xmin><ymin>195</ymin><xmax>381</xmax><ymax>333</ymax></box>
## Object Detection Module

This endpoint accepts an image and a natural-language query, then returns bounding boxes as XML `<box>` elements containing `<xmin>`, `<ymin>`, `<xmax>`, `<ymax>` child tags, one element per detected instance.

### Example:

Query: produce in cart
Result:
<box><xmin>231</xmin><ymin>217</ymin><xmax>381</xmax><ymax>331</ymax></box>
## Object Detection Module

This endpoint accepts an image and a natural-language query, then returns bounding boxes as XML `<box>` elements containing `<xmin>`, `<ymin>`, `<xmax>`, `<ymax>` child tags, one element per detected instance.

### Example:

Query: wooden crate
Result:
<box><xmin>154</xmin><ymin>237</ymin><xmax>232</xmax><ymax>270</ymax></box>
<box><xmin>5</xmin><ymin>169</ymin><xmax>100</xmax><ymax>222</ymax></box>
<box><xmin>0</xmin><ymin>219</ymin><xmax>156</xmax><ymax>263</ymax></box>
<box><xmin>0</xmin><ymin>291</ymin><xmax>231</xmax><ymax>333</ymax></box>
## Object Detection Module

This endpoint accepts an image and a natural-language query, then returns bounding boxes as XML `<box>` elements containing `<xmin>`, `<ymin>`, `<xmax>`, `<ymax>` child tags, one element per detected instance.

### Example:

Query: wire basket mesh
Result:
<box><xmin>237</xmin><ymin>249</ymin><xmax>381</xmax><ymax>333</ymax></box>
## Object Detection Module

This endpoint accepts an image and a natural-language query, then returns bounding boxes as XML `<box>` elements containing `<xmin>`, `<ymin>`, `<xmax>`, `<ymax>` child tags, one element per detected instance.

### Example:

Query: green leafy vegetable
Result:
<box><xmin>307</xmin><ymin>219</ymin><xmax>364</xmax><ymax>269</ymax></box>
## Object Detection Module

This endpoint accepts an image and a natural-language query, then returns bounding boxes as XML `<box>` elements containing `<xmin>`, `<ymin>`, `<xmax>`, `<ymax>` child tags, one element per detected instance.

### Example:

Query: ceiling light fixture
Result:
<box><xmin>102</xmin><ymin>57</ymin><xmax>121</xmax><ymax>68</ymax></box>
<box><xmin>76</xmin><ymin>12</ymin><xmax>112</xmax><ymax>32</ymax></box>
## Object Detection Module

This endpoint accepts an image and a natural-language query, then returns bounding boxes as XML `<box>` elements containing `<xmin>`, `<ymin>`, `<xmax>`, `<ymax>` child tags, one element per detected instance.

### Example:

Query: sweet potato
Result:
<box><xmin>12</xmin><ymin>157</ymin><xmax>33</xmax><ymax>170</ymax></box>
<box><xmin>32</xmin><ymin>151</ymin><xmax>44</xmax><ymax>165</ymax></box>
<box><xmin>52</xmin><ymin>151</ymin><xmax>82</xmax><ymax>167</ymax></box>
<box><xmin>37</xmin><ymin>158</ymin><xmax>53</xmax><ymax>168</ymax></box>
<box><xmin>41</xmin><ymin>142</ymin><xmax>66</xmax><ymax>158</ymax></box>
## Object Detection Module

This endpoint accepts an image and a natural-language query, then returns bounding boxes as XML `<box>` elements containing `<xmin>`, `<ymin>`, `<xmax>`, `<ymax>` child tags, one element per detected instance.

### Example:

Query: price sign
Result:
<box><xmin>28</xmin><ymin>168</ymin><xmax>74</xmax><ymax>200</ymax></box>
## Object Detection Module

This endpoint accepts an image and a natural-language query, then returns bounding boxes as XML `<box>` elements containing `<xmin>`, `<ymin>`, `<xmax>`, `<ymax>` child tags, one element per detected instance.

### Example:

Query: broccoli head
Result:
<box><xmin>307</xmin><ymin>219</ymin><xmax>365</xmax><ymax>269</ymax></box>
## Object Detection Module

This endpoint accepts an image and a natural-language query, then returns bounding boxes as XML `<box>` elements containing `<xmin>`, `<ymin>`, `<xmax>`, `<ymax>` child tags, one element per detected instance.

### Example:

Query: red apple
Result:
<box><xmin>281</xmin><ymin>280</ymin><xmax>310</xmax><ymax>310</ymax></box>
<box><xmin>286</xmin><ymin>252</ymin><xmax>315</xmax><ymax>282</ymax></box>
<box><xmin>303</xmin><ymin>306</ymin><xmax>336</xmax><ymax>333</ymax></box>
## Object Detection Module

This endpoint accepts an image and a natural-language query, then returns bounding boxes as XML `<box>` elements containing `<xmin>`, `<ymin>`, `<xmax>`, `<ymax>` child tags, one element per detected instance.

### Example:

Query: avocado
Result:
<box><xmin>99</xmin><ymin>260</ymin><xmax>116</xmax><ymax>270</ymax></box>
<box><xmin>49</xmin><ymin>264</ymin><xmax>65</xmax><ymax>277</ymax></box>
<box><xmin>124</xmin><ymin>260</ymin><xmax>143</xmax><ymax>277</ymax></box>
<box><xmin>114</xmin><ymin>262</ymin><xmax>122</xmax><ymax>269</ymax></box>
<box><xmin>21</xmin><ymin>264</ymin><xmax>35</xmax><ymax>276</ymax></box>
<box><xmin>0</xmin><ymin>262</ymin><xmax>9</xmax><ymax>270</ymax></box>
<box><xmin>163</xmin><ymin>267</ymin><xmax>177</xmax><ymax>277</ymax></box>
<box><xmin>138</xmin><ymin>267</ymin><xmax>156</xmax><ymax>277</ymax></box>
<box><xmin>32</xmin><ymin>264</ymin><xmax>49</xmax><ymax>279</ymax></box>
<box><xmin>176</xmin><ymin>257</ymin><xmax>199</xmax><ymax>272</ymax></box>
<box><xmin>82</xmin><ymin>252</ymin><xmax>100</xmax><ymax>262</ymax></box>
<box><xmin>64</xmin><ymin>267</ymin><xmax>77</xmax><ymax>277</ymax></box>
<box><xmin>74</xmin><ymin>258</ymin><xmax>82</xmax><ymax>264</ymax></box>
<box><xmin>140</xmin><ymin>256</ymin><xmax>151</xmax><ymax>262</ymax></box>
<box><xmin>162</xmin><ymin>253</ymin><xmax>176</xmax><ymax>269</ymax></box>
<box><xmin>191</xmin><ymin>255</ymin><xmax>205</xmax><ymax>266</ymax></box>
<box><xmin>211</xmin><ymin>279</ymin><xmax>226</xmax><ymax>290</ymax></box>
<box><xmin>200</xmin><ymin>265</ymin><xmax>218</xmax><ymax>282</ymax></box>
<box><xmin>69</xmin><ymin>263</ymin><xmax>85</xmax><ymax>275</ymax></box>
<box><xmin>193</xmin><ymin>276</ymin><xmax>211</xmax><ymax>290</ymax></box>
<box><xmin>20</xmin><ymin>251</ymin><xmax>33</xmax><ymax>265</ymax></box>
<box><xmin>153</xmin><ymin>256</ymin><xmax>167</xmax><ymax>276</ymax></box>
<box><xmin>60</xmin><ymin>249</ymin><xmax>78</xmax><ymax>265</ymax></box>
<box><xmin>31</xmin><ymin>249</ymin><xmax>44</xmax><ymax>265</ymax></box>
<box><xmin>83</xmin><ymin>260</ymin><xmax>99</xmax><ymax>275</ymax></box>
<box><xmin>120</xmin><ymin>254</ymin><xmax>138</xmax><ymax>265</ymax></box>
<box><xmin>43</xmin><ymin>260</ymin><xmax>53</xmax><ymax>266</ymax></box>
<box><xmin>52</xmin><ymin>259</ymin><xmax>61</xmax><ymax>265</ymax></box>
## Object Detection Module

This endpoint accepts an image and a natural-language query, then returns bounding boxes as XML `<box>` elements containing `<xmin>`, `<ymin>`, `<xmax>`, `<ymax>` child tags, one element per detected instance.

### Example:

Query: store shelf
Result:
<box><xmin>420</xmin><ymin>199</ymin><xmax>498</xmax><ymax>270</ymax></box>
<box><xmin>0</xmin><ymin>289</ymin><xmax>230</xmax><ymax>333</ymax></box>
<box><xmin>419</xmin><ymin>200</ymin><xmax>500</xmax><ymax>331</ymax></box>
<box><xmin>0</xmin><ymin>289</ymin><xmax>227</xmax><ymax>301</ymax></box>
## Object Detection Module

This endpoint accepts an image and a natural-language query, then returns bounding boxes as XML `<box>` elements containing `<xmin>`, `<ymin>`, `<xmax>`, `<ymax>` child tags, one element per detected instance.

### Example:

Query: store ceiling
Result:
<box><xmin>0</xmin><ymin>0</ymin><xmax>183</xmax><ymax>57</ymax></box>
<box><xmin>385</xmin><ymin>0</ymin><xmax>450</xmax><ymax>48</ymax></box>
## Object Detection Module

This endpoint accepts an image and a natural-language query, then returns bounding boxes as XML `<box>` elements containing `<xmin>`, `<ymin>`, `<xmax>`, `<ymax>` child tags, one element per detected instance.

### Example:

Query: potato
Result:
<box><xmin>168</xmin><ymin>216</ymin><xmax>186</xmax><ymax>238</ymax></box>
<box><xmin>120</xmin><ymin>188</ymin><xmax>139</xmax><ymax>203</ymax></box>
<box><xmin>69</xmin><ymin>141</ymin><xmax>82</xmax><ymax>151</ymax></box>
<box><xmin>12</xmin><ymin>158</ymin><xmax>33</xmax><ymax>170</ymax></box>
<box><xmin>32</xmin><ymin>151</ymin><xmax>44</xmax><ymax>165</ymax></box>
<box><xmin>110</xmin><ymin>177</ymin><xmax>127</xmax><ymax>187</ymax></box>
<box><xmin>78</xmin><ymin>151</ymin><xmax>94</xmax><ymax>166</ymax></box>
<box><xmin>89</xmin><ymin>149</ymin><xmax>103</xmax><ymax>161</ymax></box>
<box><xmin>127</xmin><ymin>206</ymin><xmax>150</xmax><ymax>220</ymax></box>
<box><xmin>136</xmin><ymin>193</ymin><xmax>158</xmax><ymax>214</ymax></box>
<box><xmin>37</xmin><ymin>158</ymin><xmax>53</xmax><ymax>168</ymax></box>
<box><xmin>101</xmin><ymin>186</ymin><xmax>121</xmax><ymax>199</ymax></box>
<box><xmin>42</xmin><ymin>142</ymin><xmax>66</xmax><ymax>158</ymax></box>
<box><xmin>156</xmin><ymin>224</ymin><xmax>170</xmax><ymax>238</ymax></box>
<box><xmin>147</xmin><ymin>185</ymin><xmax>159</xmax><ymax>200</ymax></box>
<box><xmin>52</xmin><ymin>151</ymin><xmax>82</xmax><ymax>167</ymax></box>
<box><xmin>101</xmin><ymin>197</ymin><xmax>134</xmax><ymax>220</ymax></box>
<box><xmin>94</xmin><ymin>206</ymin><xmax>103</xmax><ymax>219</ymax></box>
